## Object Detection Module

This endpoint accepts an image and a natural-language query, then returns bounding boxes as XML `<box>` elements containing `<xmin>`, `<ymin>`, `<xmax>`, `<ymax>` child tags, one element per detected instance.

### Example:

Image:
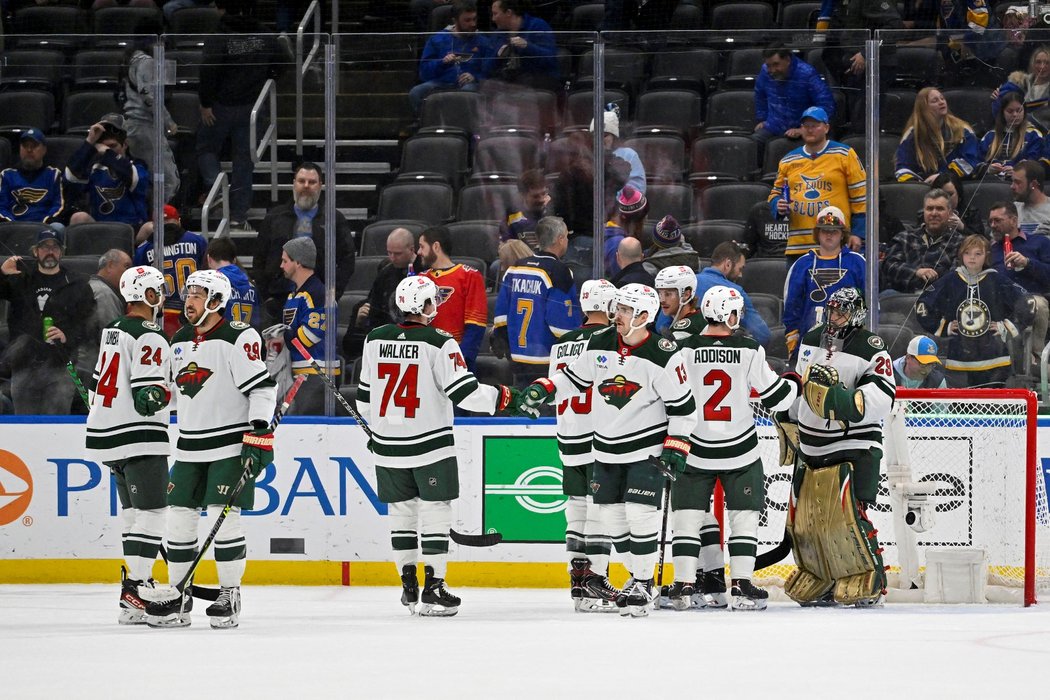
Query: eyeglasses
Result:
<box><xmin>36</xmin><ymin>242</ymin><xmax>61</xmax><ymax>251</ymax></box>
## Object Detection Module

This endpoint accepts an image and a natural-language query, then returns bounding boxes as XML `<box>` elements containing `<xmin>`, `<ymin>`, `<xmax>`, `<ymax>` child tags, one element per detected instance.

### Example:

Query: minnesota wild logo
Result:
<box><xmin>597</xmin><ymin>374</ymin><xmax>642</xmax><ymax>409</ymax></box>
<box><xmin>175</xmin><ymin>362</ymin><xmax>213</xmax><ymax>398</ymax></box>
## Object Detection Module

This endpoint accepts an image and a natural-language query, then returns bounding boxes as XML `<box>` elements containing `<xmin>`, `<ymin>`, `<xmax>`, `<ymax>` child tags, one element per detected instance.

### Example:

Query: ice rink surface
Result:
<box><xmin>3</xmin><ymin>584</ymin><xmax>1049</xmax><ymax>699</ymax></box>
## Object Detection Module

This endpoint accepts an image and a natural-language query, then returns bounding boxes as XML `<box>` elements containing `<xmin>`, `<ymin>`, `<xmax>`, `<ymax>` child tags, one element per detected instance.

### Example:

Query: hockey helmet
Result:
<box><xmin>654</xmin><ymin>265</ymin><xmax>697</xmax><ymax>308</ymax></box>
<box><xmin>700</xmin><ymin>285</ymin><xmax>744</xmax><ymax>330</ymax></box>
<box><xmin>182</xmin><ymin>269</ymin><xmax>232</xmax><ymax>327</ymax></box>
<box><xmin>615</xmin><ymin>283</ymin><xmax>659</xmax><ymax>334</ymax></box>
<box><xmin>395</xmin><ymin>275</ymin><xmax>439</xmax><ymax>321</ymax></box>
<box><xmin>120</xmin><ymin>265</ymin><xmax>166</xmax><ymax>307</ymax></box>
<box><xmin>579</xmin><ymin>278</ymin><xmax>617</xmax><ymax>319</ymax></box>
<box><xmin>825</xmin><ymin>286</ymin><xmax>867</xmax><ymax>337</ymax></box>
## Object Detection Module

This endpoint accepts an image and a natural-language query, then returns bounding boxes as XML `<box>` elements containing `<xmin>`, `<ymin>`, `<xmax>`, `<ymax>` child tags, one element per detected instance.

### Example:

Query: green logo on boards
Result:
<box><xmin>483</xmin><ymin>436</ymin><xmax>566</xmax><ymax>543</ymax></box>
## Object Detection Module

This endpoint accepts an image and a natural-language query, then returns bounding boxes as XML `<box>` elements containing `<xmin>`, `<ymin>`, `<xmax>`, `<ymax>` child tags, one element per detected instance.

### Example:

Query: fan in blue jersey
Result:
<box><xmin>65</xmin><ymin>114</ymin><xmax>150</xmax><ymax>231</ymax></box>
<box><xmin>206</xmin><ymin>236</ymin><xmax>259</xmax><ymax>328</ymax></box>
<box><xmin>132</xmin><ymin>205</ymin><xmax>208</xmax><ymax>337</ymax></box>
<box><xmin>279</xmin><ymin>237</ymin><xmax>332</xmax><ymax>414</ymax></box>
<box><xmin>0</xmin><ymin>129</ymin><xmax>67</xmax><ymax>225</ymax></box>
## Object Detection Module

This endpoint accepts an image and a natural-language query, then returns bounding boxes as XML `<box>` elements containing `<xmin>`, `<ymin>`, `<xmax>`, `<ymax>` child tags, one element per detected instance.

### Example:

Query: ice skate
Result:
<box><xmin>659</xmin><ymin>580</ymin><xmax>695</xmax><ymax>611</ymax></box>
<box><xmin>400</xmin><ymin>565</ymin><xmax>419</xmax><ymax>614</ymax></box>
<box><xmin>852</xmin><ymin>592</ymin><xmax>886</xmax><ymax>608</ymax></box>
<box><xmin>730</xmin><ymin>578</ymin><xmax>769</xmax><ymax>611</ymax></box>
<box><xmin>206</xmin><ymin>586</ymin><xmax>241</xmax><ymax>629</ymax></box>
<box><xmin>616</xmin><ymin>578</ymin><xmax>655</xmax><ymax>617</ymax></box>
<box><xmin>702</xmin><ymin>569</ymin><xmax>728</xmax><ymax>608</ymax></box>
<box><xmin>691</xmin><ymin>570</ymin><xmax>708</xmax><ymax>608</ymax></box>
<box><xmin>419</xmin><ymin>566</ymin><xmax>460</xmax><ymax>617</ymax></box>
<box><xmin>578</xmin><ymin>572</ymin><xmax>620</xmax><ymax>613</ymax></box>
<box><xmin>118</xmin><ymin>567</ymin><xmax>151</xmax><ymax>625</ymax></box>
<box><xmin>569</xmin><ymin>558</ymin><xmax>589</xmax><ymax>610</ymax></box>
<box><xmin>146</xmin><ymin>588</ymin><xmax>193</xmax><ymax>628</ymax></box>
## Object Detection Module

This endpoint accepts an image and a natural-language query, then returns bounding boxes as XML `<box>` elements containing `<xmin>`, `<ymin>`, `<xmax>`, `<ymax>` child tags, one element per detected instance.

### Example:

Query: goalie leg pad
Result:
<box><xmin>784</xmin><ymin>568</ymin><xmax>835</xmax><ymax>603</ymax></box>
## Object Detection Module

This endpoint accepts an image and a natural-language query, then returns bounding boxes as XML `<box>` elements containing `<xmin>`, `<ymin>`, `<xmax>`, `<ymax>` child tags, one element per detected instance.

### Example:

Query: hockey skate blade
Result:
<box><xmin>118</xmin><ymin>609</ymin><xmax>146</xmax><ymax>625</ymax></box>
<box><xmin>418</xmin><ymin>603</ymin><xmax>458</xmax><ymax>617</ymax></box>
<box><xmin>146</xmin><ymin>613</ymin><xmax>191</xmax><ymax>629</ymax></box>
<box><xmin>577</xmin><ymin>598</ymin><xmax>619</xmax><ymax>613</ymax></box>
<box><xmin>703</xmin><ymin>592</ymin><xmax>728</xmax><ymax>609</ymax></box>
<box><xmin>209</xmin><ymin>615</ymin><xmax>239</xmax><ymax>629</ymax></box>
<box><xmin>730</xmin><ymin>597</ymin><xmax>768</xmax><ymax>611</ymax></box>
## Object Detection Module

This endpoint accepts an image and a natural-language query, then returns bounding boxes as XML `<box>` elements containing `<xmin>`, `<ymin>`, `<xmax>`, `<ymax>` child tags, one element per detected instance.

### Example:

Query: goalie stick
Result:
<box><xmin>290</xmin><ymin>338</ymin><xmax>503</xmax><ymax>548</ymax></box>
<box><xmin>754</xmin><ymin>413</ymin><xmax>798</xmax><ymax>570</ymax></box>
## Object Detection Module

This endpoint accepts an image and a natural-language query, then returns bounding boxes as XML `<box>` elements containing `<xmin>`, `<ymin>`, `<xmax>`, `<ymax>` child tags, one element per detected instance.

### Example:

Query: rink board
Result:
<box><xmin>1</xmin><ymin>416</ymin><xmax>1049</xmax><ymax>586</ymax></box>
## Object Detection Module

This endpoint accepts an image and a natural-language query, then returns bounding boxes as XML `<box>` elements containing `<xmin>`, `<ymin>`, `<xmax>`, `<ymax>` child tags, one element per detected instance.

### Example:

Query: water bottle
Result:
<box><xmin>1003</xmin><ymin>234</ymin><xmax>1014</xmax><ymax>270</ymax></box>
<box><xmin>780</xmin><ymin>182</ymin><xmax>791</xmax><ymax>219</ymax></box>
<box><xmin>407</xmin><ymin>261</ymin><xmax>415</xmax><ymax>277</ymax></box>
<box><xmin>42</xmin><ymin>315</ymin><xmax>54</xmax><ymax>342</ymax></box>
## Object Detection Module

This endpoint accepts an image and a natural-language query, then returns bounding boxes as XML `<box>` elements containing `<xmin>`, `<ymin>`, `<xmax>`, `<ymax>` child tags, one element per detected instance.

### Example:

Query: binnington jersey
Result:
<box><xmin>170</xmin><ymin>320</ymin><xmax>276</xmax><ymax>462</ymax></box>
<box><xmin>133</xmin><ymin>230</ymin><xmax>208</xmax><ymax>313</ymax></box>
<box><xmin>85</xmin><ymin>317</ymin><xmax>171</xmax><ymax>462</ymax></box>
<box><xmin>679</xmin><ymin>333</ymin><xmax>798</xmax><ymax>470</ymax></box>
<box><xmin>358</xmin><ymin>323</ymin><xmax>504</xmax><ymax>469</ymax></box>
<box><xmin>552</xmin><ymin>327</ymin><xmax>697</xmax><ymax>465</ymax></box>
<box><xmin>549</xmin><ymin>324</ymin><xmax>605</xmax><ymax>467</ymax></box>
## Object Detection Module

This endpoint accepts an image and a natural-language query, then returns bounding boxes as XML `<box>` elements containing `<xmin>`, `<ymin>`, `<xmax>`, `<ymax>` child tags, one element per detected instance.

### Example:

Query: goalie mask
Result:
<box><xmin>654</xmin><ymin>265</ymin><xmax>697</xmax><ymax>310</ymax></box>
<box><xmin>395</xmin><ymin>275</ymin><xmax>438</xmax><ymax>322</ymax></box>
<box><xmin>615</xmin><ymin>283</ymin><xmax>659</xmax><ymax>335</ymax></box>
<box><xmin>182</xmin><ymin>269</ymin><xmax>232</xmax><ymax>327</ymax></box>
<box><xmin>579</xmin><ymin>278</ymin><xmax>617</xmax><ymax>319</ymax></box>
<box><xmin>824</xmin><ymin>286</ymin><xmax>866</xmax><ymax>337</ymax></box>
<box><xmin>119</xmin><ymin>266</ymin><xmax>166</xmax><ymax>320</ymax></box>
<box><xmin>700</xmin><ymin>285</ymin><xmax>744</xmax><ymax>330</ymax></box>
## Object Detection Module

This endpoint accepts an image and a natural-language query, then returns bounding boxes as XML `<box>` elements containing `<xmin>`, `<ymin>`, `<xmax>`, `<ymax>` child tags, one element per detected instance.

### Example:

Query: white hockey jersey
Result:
<box><xmin>85</xmin><ymin>317</ymin><xmax>171</xmax><ymax>462</ymax></box>
<box><xmin>169</xmin><ymin>320</ymin><xmax>276</xmax><ymax>462</ymax></box>
<box><xmin>678</xmin><ymin>332</ymin><xmax>799</xmax><ymax>470</ymax></box>
<box><xmin>357</xmin><ymin>323</ymin><xmax>502</xmax><ymax>469</ymax></box>
<box><xmin>549</xmin><ymin>324</ymin><xmax>605</xmax><ymax>467</ymax></box>
<box><xmin>552</xmin><ymin>327</ymin><xmax>697</xmax><ymax>465</ymax></box>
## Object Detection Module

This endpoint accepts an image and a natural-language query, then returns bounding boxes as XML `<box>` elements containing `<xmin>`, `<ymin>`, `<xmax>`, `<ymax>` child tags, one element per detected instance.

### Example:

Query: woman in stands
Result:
<box><xmin>894</xmin><ymin>87</ymin><xmax>979</xmax><ymax>183</ymax></box>
<box><xmin>926</xmin><ymin>170</ymin><xmax>984</xmax><ymax>237</ymax></box>
<box><xmin>977</xmin><ymin>89</ymin><xmax>1042</xmax><ymax>180</ymax></box>
<box><xmin>1002</xmin><ymin>44</ymin><xmax>1050</xmax><ymax>113</ymax></box>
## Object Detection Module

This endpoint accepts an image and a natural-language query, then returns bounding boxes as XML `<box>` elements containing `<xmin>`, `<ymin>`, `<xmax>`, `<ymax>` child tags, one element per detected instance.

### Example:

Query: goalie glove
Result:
<box><xmin>803</xmin><ymin>364</ymin><xmax>864</xmax><ymax>422</ymax></box>
<box><xmin>516</xmin><ymin>377</ymin><xmax>555</xmax><ymax>418</ymax></box>
<box><xmin>241</xmin><ymin>422</ymin><xmax>274</xmax><ymax>478</ymax></box>
<box><xmin>660</xmin><ymin>436</ymin><xmax>690</xmax><ymax>475</ymax></box>
<box><xmin>132</xmin><ymin>385</ymin><xmax>170</xmax><ymax>417</ymax></box>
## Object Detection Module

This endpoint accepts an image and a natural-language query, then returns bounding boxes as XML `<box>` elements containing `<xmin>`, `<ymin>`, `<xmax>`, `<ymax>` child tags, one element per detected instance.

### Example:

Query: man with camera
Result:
<box><xmin>65</xmin><ymin>114</ymin><xmax>150</xmax><ymax>231</ymax></box>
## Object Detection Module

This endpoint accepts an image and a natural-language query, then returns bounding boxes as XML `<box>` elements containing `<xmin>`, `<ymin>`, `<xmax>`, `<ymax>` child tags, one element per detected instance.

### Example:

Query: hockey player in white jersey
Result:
<box><xmin>518</xmin><ymin>283</ymin><xmax>697</xmax><ymax>617</ymax></box>
<box><xmin>655</xmin><ymin>265</ymin><xmax>704</xmax><ymax>340</ymax></box>
<box><xmin>668</xmin><ymin>286</ymin><xmax>801</xmax><ymax>611</ymax></box>
<box><xmin>358</xmin><ymin>276</ymin><xmax>519</xmax><ymax>617</ymax></box>
<box><xmin>147</xmin><ymin>270</ymin><xmax>277</xmax><ymax>629</ymax></box>
<box><xmin>550</xmin><ymin>278</ymin><xmax>618</xmax><ymax>611</ymax></box>
<box><xmin>85</xmin><ymin>265</ymin><xmax>171</xmax><ymax>624</ymax></box>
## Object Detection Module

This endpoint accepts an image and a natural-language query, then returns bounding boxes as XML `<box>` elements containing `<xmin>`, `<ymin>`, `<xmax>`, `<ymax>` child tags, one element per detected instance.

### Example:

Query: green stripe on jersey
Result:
<box><xmin>87</xmin><ymin>427</ymin><xmax>171</xmax><ymax>450</ymax></box>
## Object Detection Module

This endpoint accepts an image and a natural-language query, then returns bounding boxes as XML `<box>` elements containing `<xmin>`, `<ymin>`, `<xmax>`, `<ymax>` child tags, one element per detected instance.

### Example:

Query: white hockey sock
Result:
<box><xmin>596</xmin><ymin>502</ymin><xmax>630</xmax><ymax>575</ymax></box>
<box><xmin>419</xmin><ymin>500</ymin><xmax>452</xmax><ymax>579</ymax></box>
<box><xmin>625</xmin><ymin>502</ymin><xmax>661</xmax><ymax>580</ymax></box>
<box><xmin>699</xmin><ymin>510</ymin><xmax>725</xmax><ymax>573</ymax></box>
<box><xmin>671</xmin><ymin>508</ymin><xmax>703</xmax><ymax>583</ymax></box>
<box><xmin>388</xmin><ymin>499</ymin><xmax>420</xmax><ymax>571</ymax></box>
<box><xmin>727</xmin><ymin>510</ymin><xmax>760</xmax><ymax>581</ymax></box>
<box><xmin>582</xmin><ymin>498</ymin><xmax>604</xmax><ymax>571</ymax></box>
<box><xmin>565</xmin><ymin>495</ymin><xmax>587</xmax><ymax>564</ymax></box>
<box><xmin>125</xmin><ymin>507</ymin><xmax>166</xmax><ymax>582</ymax></box>
<box><xmin>212</xmin><ymin>507</ymin><xmax>247</xmax><ymax>588</ymax></box>
<box><xmin>165</xmin><ymin>506</ymin><xmax>200</xmax><ymax>587</ymax></box>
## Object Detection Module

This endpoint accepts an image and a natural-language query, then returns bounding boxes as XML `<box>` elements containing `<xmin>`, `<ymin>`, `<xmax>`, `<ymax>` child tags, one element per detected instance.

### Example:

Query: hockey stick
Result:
<box><xmin>290</xmin><ymin>338</ymin><xmax>504</xmax><ymax>548</ymax></box>
<box><xmin>656</xmin><ymin>478</ymin><xmax>672</xmax><ymax>591</ymax></box>
<box><xmin>66</xmin><ymin>359</ymin><xmax>91</xmax><ymax>410</ymax></box>
<box><xmin>645</xmin><ymin>455</ymin><xmax>678</xmax><ymax>481</ymax></box>
<box><xmin>755</xmin><ymin>413</ymin><xmax>799</xmax><ymax>569</ymax></box>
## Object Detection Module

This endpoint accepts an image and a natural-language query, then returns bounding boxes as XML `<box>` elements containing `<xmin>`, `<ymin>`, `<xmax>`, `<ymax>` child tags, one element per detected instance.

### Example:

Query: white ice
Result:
<box><xmin>2</xmin><ymin>585</ymin><xmax>1049</xmax><ymax>699</ymax></box>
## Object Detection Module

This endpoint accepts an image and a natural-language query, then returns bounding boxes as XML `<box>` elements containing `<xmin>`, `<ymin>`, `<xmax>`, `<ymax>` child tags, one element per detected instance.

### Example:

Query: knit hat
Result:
<box><xmin>652</xmin><ymin>215</ymin><xmax>682</xmax><ymax>249</ymax></box>
<box><xmin>589</xmin><ymin>105</ymin><xmax>620</xmax><ymax>138</ymax></box>
<box><xmin>283</xmin><ymin>236</ymin><xmax>316</xmax><ymax>269</ymax></box>
<box><xmin>617</xmin><ymin>186</ymin><xmax>647</xmax><ymax>217</ymax></box>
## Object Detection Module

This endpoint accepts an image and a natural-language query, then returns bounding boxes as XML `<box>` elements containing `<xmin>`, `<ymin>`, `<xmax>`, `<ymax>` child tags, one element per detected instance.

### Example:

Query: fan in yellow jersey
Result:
<box><xmin>85</xmin><ymin>265</ymin><xmax>171</xmax><ymax>625</ymax></box>
<box><xmin>667</xmin><ymin>286</ymin><xmax>801</xmax><ymax>612</ymax></box>
<box><xmin>358</xmin><ymin>276</ymin><xmax>519</xmax><ymax>617</ymax></box>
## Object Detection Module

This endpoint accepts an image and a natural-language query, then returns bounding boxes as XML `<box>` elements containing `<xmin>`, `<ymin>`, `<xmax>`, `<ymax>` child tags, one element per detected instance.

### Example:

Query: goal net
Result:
<box><xmin>749</xmin><ymin>388</ymin><xmax>1049</xmax><ymax>606</ymax></box>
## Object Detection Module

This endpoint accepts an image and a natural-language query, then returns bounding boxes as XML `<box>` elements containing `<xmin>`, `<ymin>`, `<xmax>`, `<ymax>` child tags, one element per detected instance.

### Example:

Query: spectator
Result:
<box><xmin>409</xmin><ymin>0</ymin><xmax>492</xmax><ymax>115</ymax></box>
<box><xmin>694</xmin><ymin>241</ymin><xmax>771</xmax><ymax>346</ymax></box>
<box><xmin>988</xmin><ymin>200</ymin><xmax>1050</xmax><ymax>366</ymax></box>
<box><xmin>65</xmin><ymin>114</ymin><xmax>150</xmax><ymax>231</ymax></box>
<box><xmin>550</xmin><ymin>130</ymin><xmax>629</xmax><ymax>241</ymax></box>
<box><xmin>752</xmin><ymin>44</ymin><xmax>835</xmax><ymax>153</ymax></box>
<box><xmin>881</xmin><ymin>188</ymin><xmax>965</xmax><ymax>294</ymax></box>
<box><xmin>742</xmin><ymin>200</ymin><xmax>788</xmax><ymax>258</ymax></box>
<box><xmin>928</xmin><ymin>170</ymin><xmax>984</xmax><ymax>237</ymax></box>
<box><xmin>917</xmin><ymin>234</ymin><xmax>1029</xmax><ymax>387</ymax></box>
<box><xmin>488</xmin><ymin>0</ymin><xmax>559</xmax><ymax>92</ymax></box>
<box><xmin>1000</xmin><ymin>44</ymin><xmax>1050</xmax><ymax>111</ymax></box>
<box><xmin>610</xmin><ymin>237</ymin><xmax>655</xmax><ymax>288</ymax></box>
<box><xmin>133</xmin><ymin>204</ymin><xmax>208</xmax><ymax>336</ymax></box>
<box><xmin>0</xmin><ymin>226</ymin><xmax>95</xmax><ymax>414</ymax></box>
<box><xmin>931</xmin><ymin>0</ymin><xmax>1000</xmax><ymax>65</ymax></box>
<box><xmin>280</xmin><ymin>237</ymin><xmax>332</xmax><ymax>414</ymax></box>
<box><xmin>496</xmin><ymin>238</ymin><xmax>532</xmax><ymax>287</ymax></box>
<box><xmin>418</xmin><ymin>225</ymin><xmax>488</xmax><ymax>371</ymax></box>
<box><xmin>783</xmin><ymin>206</ymin><xmax>866</xmax><ymax>360</ymax></box>
<box><xmin>0</xmin><ymin>129</ymin><xmax>67</xmax><ymax>225</ymax></box>
<box><xmin>894</xmin><ymin>87</ymin><xmax>979</xmax><ymax>182</ymax></box>
<box><xmin>77</xmin><ymin>248</ymin><xmax>132</xmax><ymax>387</ymax></box>
<box><xmin>503</xmin><ymin>168</ymin><xmax>550</xmax><ymax>250</ymax></box>
<box><xmin>207</xmin><ymin>236</ymin><xmax>259</xmax><ymax>327</ymax></box>
<box><xmin>492</xmin><ymin>215</ymin><xmax>581</xmax><ymax>384</ymax></box>
<box><xmin>590</xmin><ymin>105</ymin><xmax>645</xmax><ymax>195</ymax></box>
<box><xmin>642</xmin><ymin>215</ymin><xmax>700</xmax><ymax>276</ymax></box>
<box><xmin>604</xmin><ymin>186</ymin><xmax>648</xmax><ymax>276</ymax></box>
<box><xmin>1011</xmin><ymin>160</ymin><xmax>1050</xmax><ymax>234</ymax></box>
<box><xmin>893</xmin><ymin>334</ymin><xmax>949</xmax><ymax>388</ymax></box>
<box><xmin>978</xmin><ymin>89</ymin><xmax>1041</xmax><ymax>180</ymax></box>
<box><xmin>768</xmin><ymin>105</ymin><xmax>866</xmax><ymax>266</ymax></box>
<box><xmin>254</xmin><ymin>162</ymin><xmax>355</xmax><ymax>324</ymax></box>
<box><xmin>198</xmin><ymin>0</ymin><xmax>283</xmax><ymax>228</ymax></box>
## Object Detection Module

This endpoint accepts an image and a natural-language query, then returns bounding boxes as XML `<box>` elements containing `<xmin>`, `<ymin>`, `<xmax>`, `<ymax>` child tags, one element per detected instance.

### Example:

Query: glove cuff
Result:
<box><xmin>497</xmin><ymin>385</ymin><xmax>512</xmax><ymax>411</ymax></box>
<box><xmin>535</xmin><ymin>377</ymin><xmax>555</xmax><ymax>394</ymax></box>
<box><xmin>663</xmin><ymin>436</ymin><xmax>690</xmax><ymax>456</ymax></box>
<box><xmin>243</xmin><ymin>431</ymin><xmax>274</xmax><ymax>449</ymax></box>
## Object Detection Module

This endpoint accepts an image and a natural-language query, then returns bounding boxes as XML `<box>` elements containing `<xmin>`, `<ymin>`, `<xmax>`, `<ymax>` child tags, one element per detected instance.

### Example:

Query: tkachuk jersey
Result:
<box><xmin>666</xmin><ymin>311</ymin><xmax>706</xmax><ymax>341</ymax></box>
<box><xmin>549</xmin><ymin>324</ymin><xmax>605</xmax><ymax>467</ymax></box>
<box><xmin>357</xmin><ymin>323</ymin><xmax>503</xmax><ymax>469</ymax></box>
<box><xmin>494</xmin><ymin>252</ymin><xmax>581</xmax><ymax>364</ymax></box>
<box><xmin>552</xmin><ymin>327</ymin><xmax>697</xmax><ymax>465</ymax></box>
<box><xmin>422</xmin><ymin>263</ymin><xmax>488</xmax><ymax>341</ymax></box>
<box><xmin>678</xmin><ymin>333</ymin><xmax>798</xmax><ymax>470</ymax></box>
<box><xmin>170</xmin><ymin>320</ymin><xmax>276</xmax><ymax>462</ymax></box>
<box><xmin>794</xmin><ymin>325</ymin><xmax>895</xmax><ymax>461</ymax></box>
<box><xmin>85</xmin><ymin>317</ymin><xmax>171</xmax><ymax>462</ymax></box>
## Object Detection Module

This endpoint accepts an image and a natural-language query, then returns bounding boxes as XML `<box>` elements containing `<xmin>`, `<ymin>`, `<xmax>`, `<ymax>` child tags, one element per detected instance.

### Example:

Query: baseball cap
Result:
<box><xmin>801</xmin><ymin>106</ymin><xmax>829</xmax><ymax>123</ymax></box>
<box><xmin>35</xmin><ymin>225</ymin><xmax>64</xmax><ymax>247</ymax></box>
<box><xmin>907</xmin><ymin>335</ymin><xmax>940</xmax><ymax>364</ymax></box>
<box><xmin>20</xmin><ymin>128</ymin><xmax>47</xmax><ymax>145</ymax></box>
<box><xmin>99</xmin><ymin>113</ymin><xmax>127</xmax><ymax>134</ymax></box>
<box><xmin>815</xmin><ymin>205</ymin><xmax>847</xmax><ymax>229</ymax></box>
<box><xmin>163</xmin><ymin>204</ymin><xmax>180</xmax><ymax>222</ymax></box>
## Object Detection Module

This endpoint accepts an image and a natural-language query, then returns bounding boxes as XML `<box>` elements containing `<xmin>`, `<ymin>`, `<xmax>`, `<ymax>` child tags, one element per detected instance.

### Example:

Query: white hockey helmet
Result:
<box><xmin>654</xmin><ymin>265</ymin><xmax>697</xmax><ymax>308</ymax></box>
<box><xmin>395</xmin><ymin>275</ymin><xmax>439</xmax><ymax>321</ymax></box>
<box><xmin>182</xmin><ymin>269</ymin><xmax>232</xmax><ymax>327</ymax></box>
<box><xmin>701</xmin><ymin>285</ymin><xmax>745</xmax><ymax>330</ymax></box>
<box><xmin>119</xmin><ymin>265</ymin><xmax>166</xmax><ymax>308</ymax></box>
<box><xmin>615</xmin><ymin>283</ymin><xmax>660</xmax><ymax>334</ymax></box>
<box><xmin>579</xmin><ymin>278</ymin><xmax>617</xmax><ymax>319</ymax></box>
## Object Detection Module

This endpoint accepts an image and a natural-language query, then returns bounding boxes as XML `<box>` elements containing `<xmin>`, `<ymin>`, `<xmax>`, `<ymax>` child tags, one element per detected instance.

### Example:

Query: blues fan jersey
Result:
<box><xmin>768</xmin><ymin>141</ymin><xmax>867</xmax><ymax>258</ymax></box>
<box><xmin>169</xmin><ymin>319</ymin><xmax>276</xmax><ymax>462</ymax></box>
<box><xmin>549</xmin><ymin>324</ymin><xmax>605</xmax><ymax>467</ymax></box>
<box><xmin>282</xmin><ymin>274</ymin><xmax>334</xmax><ymax>376</ymax></box>
<box><xmin>0</xmin><ymin>165</ymin><xmax>66</xmax><ymax>223</ymax></box>
<box><xmin>783</xmin><ymin>248</ymin><xmax>866</xmax><ymax>354</ymax></box>
<box><xmin>678</xmin><ymin>333</ymin><xmax>798</xmax><ymax>470</ymax></box>
<box><xmin>217</xmin><ymin>263</ymin><xmax>259</xmax><ymax>328</ymax></box>
<box><xmin>65</xmin><ymin>147</ymin><xmax>150</xmax><ymax>229</ymax></box>
<box><xmin>494</xmin><ymin>252</ymin><xmax>581</xmax><ymax>364</ymax></box>
<box><xmin>85</xmin><ymin>317</ymin><xmax>171</xmax><ymax>462</ymax></box>
<box><xmin>552</xmin><ymin>326</ymin><xmax>697</xmax><ymax>465</ymax></box>
<box><xmin>422</xmin><ymin>263</ymin><xmax>488</xmax><ymax>341</ymax></box>
<box><xmin>357</xmin><ymin>323</ymin><xmax>503</xmax><ymax>469</ymax></box>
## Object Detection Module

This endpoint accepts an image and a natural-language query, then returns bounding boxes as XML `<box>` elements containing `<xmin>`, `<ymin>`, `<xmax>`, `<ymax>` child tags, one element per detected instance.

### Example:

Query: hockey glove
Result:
<box><xmin>660</xmin><ymin>436</ymin><xmax>690</xmax><ymax>475</ymax></box>
<box><xmin>495</xmin><ymin>385</ymin><xmax>522</xmax><ymax>415</ymax></box>
<box><xmin>132</xmin><ymin>385</ymin><xmax>170</xmax><ymax>417</ymax></box>
<box><xmin>517</xmin><ymin>378</ymin><xmax>555</xmax><ymax>418</ymax></box>
<box><xmin>241</xmin><ymin>424</ymin><xmax>274</xmax><ymax>478</ymax></box>
<box><xmin>803</xmin><ymin>364</ymin><xmax>864</xmax><ymax>422</ymax></box>
<box><xmin>489</xmin><ymin>327</ymin><xmax>510</xmax><ymax>360</ymax></box>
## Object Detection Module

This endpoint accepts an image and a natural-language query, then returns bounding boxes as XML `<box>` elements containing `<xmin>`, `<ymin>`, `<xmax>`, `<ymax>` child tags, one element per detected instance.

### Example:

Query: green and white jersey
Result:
<box><xmin>552</xmin><ymin>327</ymin><xmax>697</xmax><ymax>465</ymax></box>
<box><xmin>667</xmin><ymin>311</ymin><xmax>706</xmax><ymax>341</ymax></box>
<box><xmin>549</xmin><ymin>323</ymin><xmax>605</xmax><ymax>467</ymax></box>
<box><xmin>86</xmin><ymin>316</ymin><xmax>171</xmax><ymax>462</ymax></box>
<box><xmin>358</xmin><ymin>323</ymin><xmax>502</xmax><ymax>469</ymax></box>
<box><xmin>794</xmin><ymin>324</ymin><xmax>895</xmax><ymax>461</ymax></box>
<box><xmin>678</xmin><ymin>332</ymin><xmax>798</xmax><ymax>470</ymax></box>
<box><xmin>170</xmin><ymin>320</ymin><xmax>276</xmax><ymax>462</ymax></box>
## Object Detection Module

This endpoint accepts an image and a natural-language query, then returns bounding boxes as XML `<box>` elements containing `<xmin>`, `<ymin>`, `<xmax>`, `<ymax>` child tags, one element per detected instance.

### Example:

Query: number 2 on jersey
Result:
<box><xmin>377</xmin><ymin>363</ymin><xmax>420</xmax><ymax>418</ymax></box>
<box><xmin>703</xmin><ymin>369</ymin><xmax>731</xmax><ymax>421</ymax></box>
